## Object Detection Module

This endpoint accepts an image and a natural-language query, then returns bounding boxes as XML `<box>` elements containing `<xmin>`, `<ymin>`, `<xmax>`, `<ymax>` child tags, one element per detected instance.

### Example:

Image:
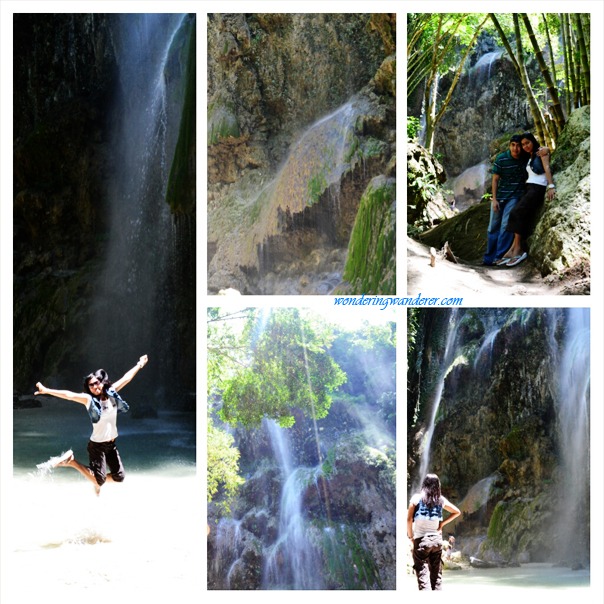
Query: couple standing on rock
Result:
<box><xmin>483</xmin><ymin>132</ymin><xmax>556</xmax><ymax>268</ymax></box>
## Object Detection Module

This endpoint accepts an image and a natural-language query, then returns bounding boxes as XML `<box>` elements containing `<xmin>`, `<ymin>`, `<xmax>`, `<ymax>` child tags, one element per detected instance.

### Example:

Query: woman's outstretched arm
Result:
<box><xmin>112</xmin><ymin>355</ymin><xmax>149</xmax><ymax>392</ymax></box>
<box><xmin>34</xmin><ymin>383</ymin><xmax>89</xmax><ymax>406</ymax></box>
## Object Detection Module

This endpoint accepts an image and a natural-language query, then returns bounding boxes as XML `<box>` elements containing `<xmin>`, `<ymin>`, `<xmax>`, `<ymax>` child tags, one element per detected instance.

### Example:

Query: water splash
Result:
<box><xmin>452</xmin><ymin>161</ymin><xmax>490</xmax><ymax>210</ymax></box>
<box><xmin>473</xmin><ymin>51</ymin><xmax>503</xmax><ymax>80</ymax></box>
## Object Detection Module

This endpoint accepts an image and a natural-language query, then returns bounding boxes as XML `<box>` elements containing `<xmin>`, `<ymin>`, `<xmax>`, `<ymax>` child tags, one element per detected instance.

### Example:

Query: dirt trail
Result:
<box><xmin>407</xmin><ymin>237</ymin><xmax>567</xmax><ymax>297</ymax></box>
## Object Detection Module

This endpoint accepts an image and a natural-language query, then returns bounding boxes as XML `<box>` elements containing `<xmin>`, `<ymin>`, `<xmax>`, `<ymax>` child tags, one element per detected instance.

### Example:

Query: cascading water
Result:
<box><xmin>87</xmin><ymin>14</ymin><xmax>192</xmax><ymax>399</ymax></box>
<box><xmin>417</xmin><ymin>309</ymin><xmax>459</xmax><ymax>486</ymax></box>
<box><xmin>473</xmin><ymin>325</ymin><xmax>501</xmax><ymax>372</ymax></box>
<box><xmin>209</xmin><ymin>97</ymin><xmax>371</xmax><ymax>295</ymax></box>
<box><xmin>263</xmin><ymin>419</ymin><xmax>324</xmax><ymax>589</ymax></box>
<box><xmin>554</xmin><ymin>308</ymin><xmax>590</xmax><ymax>565</ymax></box>
<box><xmin>473</xmin><ymin>50</ymin><xmax>503</xmax><ymax>81</ymax></box>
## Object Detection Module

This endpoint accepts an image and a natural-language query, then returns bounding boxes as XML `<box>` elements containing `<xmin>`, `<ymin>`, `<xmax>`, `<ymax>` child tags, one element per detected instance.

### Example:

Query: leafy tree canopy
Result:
<box><xmin>207</xmin><ymin>417</ymin><xmax>245</xmax><ymax>512</ymax></box>
<box><xmin>209</xmin><ymin>308</ymin><xmax>347</xmax><ymax>428</ymax></box>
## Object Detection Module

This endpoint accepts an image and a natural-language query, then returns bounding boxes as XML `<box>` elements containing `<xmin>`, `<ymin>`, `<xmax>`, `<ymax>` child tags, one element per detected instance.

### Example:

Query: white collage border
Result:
<box><xmin>1</xmin><ymin>0</ymin><xmax>602</xmax><ymax>600</ymax></box>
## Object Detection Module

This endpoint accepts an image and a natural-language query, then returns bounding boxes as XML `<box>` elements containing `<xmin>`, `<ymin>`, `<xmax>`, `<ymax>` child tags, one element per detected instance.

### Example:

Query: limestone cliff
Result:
<box><xmin>408</xmin><ymin>308</ymin><xmax>590</xmax><ymax>567</ymax></box>
<box><xmin>207</xmin><ymin>13</ymin><xmax>396</xmax><ymax>294</ymax></box>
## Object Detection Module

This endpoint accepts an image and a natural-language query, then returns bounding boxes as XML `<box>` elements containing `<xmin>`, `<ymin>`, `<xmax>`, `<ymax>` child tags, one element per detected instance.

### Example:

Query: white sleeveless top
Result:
<box><xmin>87</xmin><ymin>395</ymin><xmax>119</xmax><ymax>442</ymax></box>
<box><xmin>526</xmin><ymin>158</ymin><xmax>548</xmax><ymax>186</ymax></box>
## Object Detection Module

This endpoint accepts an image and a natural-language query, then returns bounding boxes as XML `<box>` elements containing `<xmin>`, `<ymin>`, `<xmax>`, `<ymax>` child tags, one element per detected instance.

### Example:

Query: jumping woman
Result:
<box><xmin>407</xmin><ymin>474</ymin><xmax>461</xmax><ymax>590</ymax></box>
<box><xmin>35</xmin><ymin>355</ymin><xmax>148</xmax><ymax>494</ymax></box>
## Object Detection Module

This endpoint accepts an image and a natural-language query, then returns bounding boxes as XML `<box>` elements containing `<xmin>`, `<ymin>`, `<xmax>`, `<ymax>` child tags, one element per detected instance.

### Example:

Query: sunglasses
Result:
<box><xmin>88</xmin><ymin>379</ymin><xmax>101</xmax><ymax>387</ymax></box>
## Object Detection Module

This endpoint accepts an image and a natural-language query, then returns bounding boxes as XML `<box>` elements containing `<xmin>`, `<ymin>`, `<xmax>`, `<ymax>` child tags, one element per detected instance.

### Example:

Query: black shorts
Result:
<box><xmin>87</xmin><ymin>439</ymin><xmax>125</xmax><ymax>486</ymax></box>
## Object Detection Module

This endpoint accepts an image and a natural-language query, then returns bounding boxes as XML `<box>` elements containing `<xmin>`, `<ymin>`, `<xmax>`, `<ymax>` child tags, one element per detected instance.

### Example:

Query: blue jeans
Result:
<box><xmin>483</xmin><ymin>197</ymin><xmax>518</xmax><ymax>264</ymax></box>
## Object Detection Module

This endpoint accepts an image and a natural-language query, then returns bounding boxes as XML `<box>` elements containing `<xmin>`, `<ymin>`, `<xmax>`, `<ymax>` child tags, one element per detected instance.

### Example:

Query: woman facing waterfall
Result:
<box><xmin>34</xmin><ymin>355</ymin><xmax>148</xmax><ymax>495</ymax></box>
<box><xmin>407</xmin><ymin>474</ymin><xmax>461</xmax><ymax>591</ymax></box>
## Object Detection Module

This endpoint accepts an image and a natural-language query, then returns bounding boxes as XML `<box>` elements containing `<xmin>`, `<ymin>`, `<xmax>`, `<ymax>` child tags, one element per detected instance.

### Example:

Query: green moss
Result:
<box><xmin>166</xmin><ymin>17</ymin><xmax>196</xmax><ymax>215</ymax></box>
<box><xmin>322</xmin><ymin>447</ymin><xmax>337</xmax><ymax>478</ymax></box>
<box><xmin>483</xmin><ymin>493</ymin><xmax>553</xmax><ymax>561</ymax></box>
<box><xmin>344</xmin><ymin>176</ymin><xmax>395</xmax><ymax>294</ymax></box>
<box><xmin>322</xmin><ymin>524</ymin><xmax>383</xmax><ymax>589</ymax></box>
<box><xmin>207</xmin><ymin>104</ymin><xmax>240</xmax><ymax>145</ymax></box>
<box><xmin>307</xmin><ymin>171</ymin><xmax>328</xmax><ymax>206</ymax></box>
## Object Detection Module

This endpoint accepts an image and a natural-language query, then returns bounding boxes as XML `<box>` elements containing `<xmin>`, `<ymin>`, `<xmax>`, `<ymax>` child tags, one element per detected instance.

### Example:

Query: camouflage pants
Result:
<box><xmin>412</xmin><ymin>533</ymin><xmax>443</xmax><ymax>590</ymax></box>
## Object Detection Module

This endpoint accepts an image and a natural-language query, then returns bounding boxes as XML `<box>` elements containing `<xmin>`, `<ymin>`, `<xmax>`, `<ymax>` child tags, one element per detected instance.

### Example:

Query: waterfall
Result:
<box><xmin>417</xmin><ymin>310</ymin><xmax>459</xmax><ymax>486</ymax></box>
<box><xmin>452</xmin><ymin>161</ymin><xmax>490</xmax><ymax>210</ymax></box>
<box><xmin>263</xmin><ymin>419</ymin><xmax>324</xmax><ymax>589</ymax></box>
<box><xmin>473</xmin><ymin>51</ymin><xmax>503</xmax><ymax>81</ymax></box>
<box><xmin>473</xmin><ymin>326</ymin><xmax>501</xmax><ymax>371</ymax></box>
<box><xmin>86</xmin><ymin>14</ymin><xmax>192</xmax><ymax>400</ymax></box>
<box><xmin>554</xmin><ymin>308</ymin><xmax>590</xmax><ymax>564</ymax></box>
<box><xmin>213</xmin><ymin>97</ymin><xmax>368</xmax><ymax>287</ymax></box>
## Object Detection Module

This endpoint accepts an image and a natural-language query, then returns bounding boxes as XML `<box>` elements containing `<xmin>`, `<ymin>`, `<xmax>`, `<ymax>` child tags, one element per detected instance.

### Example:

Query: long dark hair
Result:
<box><xmin>421</xmin><ymin>473</ymin><xmax>443</xmax><ymax>508</ymax></box>
<box><xmin>520</xmin><ymin>132</ymin><xmax>540</xmax><ymax>157</ymax></box>
<box><xmin>83</xmin><ymin>369</ymin><xmax>112</xmax><ymax>398</ymax></box>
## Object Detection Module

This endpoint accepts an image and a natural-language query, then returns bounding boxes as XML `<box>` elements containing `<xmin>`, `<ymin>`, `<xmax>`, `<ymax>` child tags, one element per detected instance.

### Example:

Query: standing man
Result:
<box><xmin>483</xmin><ymin>135</ymin><xmax>527</xmax><ymax>266</ymax></box>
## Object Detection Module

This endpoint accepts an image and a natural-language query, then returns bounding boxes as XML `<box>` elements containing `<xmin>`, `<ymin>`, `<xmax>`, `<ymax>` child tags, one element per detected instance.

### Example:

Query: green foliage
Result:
<box><xmin>207</xmin><ymin>307</ymin><xmax>251</xmax><ymax>399</ymax></box>
<box><xmin>166</xmin><ymin>17</ymin><xmax>196</xmax><ymax>214</ymax></box>
<box><xmin>407</xmin><ymin>116</ymin><xmax>421</xmax><ymax>141</ymax></box>
<box><xmin>377</xmin><ymin>391</ymin><xmax>396</xmax><ymax>425</ymax></box>
<box><xmin>407</xmin><ymin>13</ymin><xmax>489</xmax><ymax>97</ymax></box>
<box><xmin>214</xmin><ymin>308</ymin><xmax>347</xmax><ymax>427</ymax></box>
<box><xmin>343</xmin><ymin>177</ymin><xmax>396</xmax><ymax>294</ymax></box>
<box><xmin>307</xmin><ymin>170</ymin><xmax>328</xmax><ymax>206</ymax></box>
<box><xmin>207</xmin><ymin>417</ymin><xmax>245</xmax><ymax>512</ymax></box>
<box><xmin>408</xmin><ymin>308</ymin><xmax>420</xmax><ymax>353</ymax></box>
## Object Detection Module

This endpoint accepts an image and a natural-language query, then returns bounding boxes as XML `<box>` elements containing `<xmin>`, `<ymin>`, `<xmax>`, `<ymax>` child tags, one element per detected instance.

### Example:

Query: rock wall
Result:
<box><xmin>530</xmin><ymin>106</ymin><xmax>590</xmax><ymax>284</ymax></box>
<box><xmin>13</xmin><ymin>14</ymin><xmax>117</xmax><ymax>390</ymax></box>
<box><xmin>434</xmin><ymin>52</ymin><xmax>531</xmax><ymax>178</ymax></box>
<box><xmin>207</xmin><ymin>13</ymin><xmax>396</xmax><ymax>294</ymax></box>
<box><xmin>208</xmin><ymin>396</ymin><xmax>396</xmax><ymax>589</ymax></box>
<box><xmin>408</xmin><ymin>308</ymin><xmax>590</xmax><ymax>566</ymax></box>
<box><xmin>13</xmin><ymin>15</ymin><xmax>196</xmax><ymax>401</ymax></box>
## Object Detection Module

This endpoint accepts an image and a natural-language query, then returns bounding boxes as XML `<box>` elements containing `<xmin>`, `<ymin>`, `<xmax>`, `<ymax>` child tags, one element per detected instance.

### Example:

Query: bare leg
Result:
<box><xmin>503</xmin><ymin>234</ymin><xmax>523</xmax><ymax>258</ymax></box>
<box><xmin>58</xmin><ymin>455</ymin><xmax>101</xmax><ymax>494</ymax></box>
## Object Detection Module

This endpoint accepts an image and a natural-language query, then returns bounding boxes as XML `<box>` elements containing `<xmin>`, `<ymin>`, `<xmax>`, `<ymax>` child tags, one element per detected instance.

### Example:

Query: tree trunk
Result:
<box><xmin>562</xmin><ymin>14</ymin><xmax>580</xmax><ymax>108</ymax></box>
<box><xmin>573</xmin><ymin>13</ymin><xmax>590</xmax><ymax>105</ymax></box>
<box><xmin>521</xmin><ymin>14</ymin><xmax>565</xmax><ymax>136</ymax></box>
<box><xmin>559</xmin><ymin>13</ymin><xmax>572</xmax><ymax>116</ymax></box>
<box><xmin>542</xmin><ymin>14</ymin><xmax>563</xmax><ymax>117</ymax></box>
<box><xmin>491</xmin><ymin>14</ymin><xmax>552</xmax><ymax>148</ymax></box>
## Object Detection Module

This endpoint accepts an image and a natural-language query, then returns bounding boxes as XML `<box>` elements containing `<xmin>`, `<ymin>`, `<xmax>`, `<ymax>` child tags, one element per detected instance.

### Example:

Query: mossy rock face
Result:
<box><xmin>407</xmin><ymin>142</ymin><xmax>454</xmax><ymax>232</ymax></box>
<box><xmin>530</xmin><ymin>108</ymin><xmax>590</xmax><ymax>281</ymax></box>
<box><xmin>344</xmin><ymin>175</ymin><xmax>396</xmax><ymax>294</ymax></box>
<box><xmin>480</xmin><ymin>494</ymin><xmax>554</xmax><ymax>563</ymax></box>
<box><xmin>208</xmin><ymin>100</ymin><xmax>240</xmax><ymax>145</ymax></box>
<box><xmin>166</xmin><ymin>16</ymin><xmax>196</xmax><ymax>215</ymax></box>
<box><xmin>321</xmin><ymin>524</ymin><xmax>383</xmax><ymax>589</ymax></box>
<box><xmin>419</xmin><ymin>202</ymin><xmax>490</xmax><ymax>262</ymax></box>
